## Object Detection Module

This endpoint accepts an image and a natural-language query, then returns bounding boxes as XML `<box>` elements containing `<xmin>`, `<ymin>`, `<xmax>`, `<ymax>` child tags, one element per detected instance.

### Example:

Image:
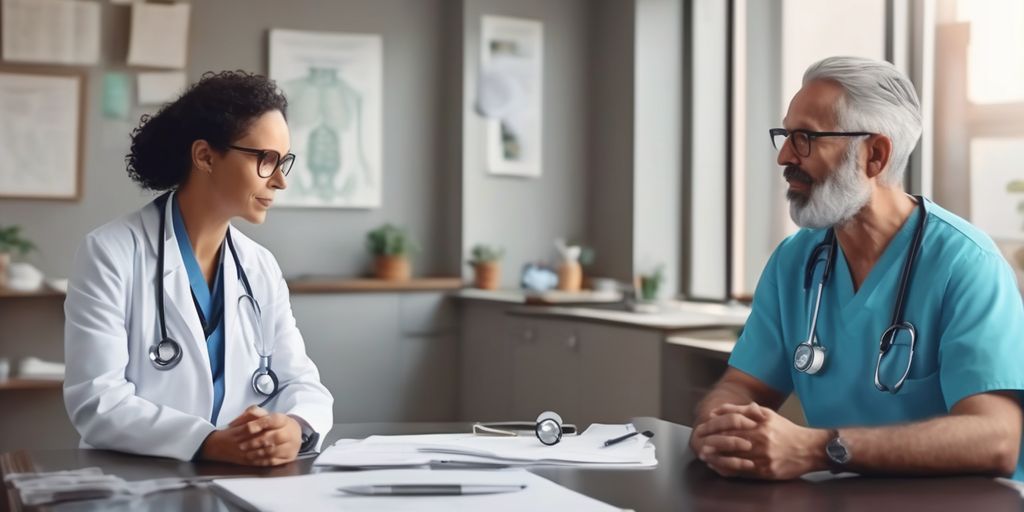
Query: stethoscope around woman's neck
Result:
<box><xmin>792</xmin><ymin>196</ymin><xmax>927</xmax><ymax>394</ymax></box>
<box><xmin>147</xmin><ymin>192</ymin><xmax>279</xmax><ymax>403</ymax></box>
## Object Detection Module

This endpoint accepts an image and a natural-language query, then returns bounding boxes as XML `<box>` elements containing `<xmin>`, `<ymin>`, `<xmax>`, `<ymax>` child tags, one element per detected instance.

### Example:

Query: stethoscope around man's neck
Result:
<box><xmin>147</xmin><ymin>193</ymin><xmax>279</xmax><ymax>403</ymax></box>
<box><xmin>792</xmin><ymin>196</ymin><xmax>927</xmax><ymax>394</ymax></box>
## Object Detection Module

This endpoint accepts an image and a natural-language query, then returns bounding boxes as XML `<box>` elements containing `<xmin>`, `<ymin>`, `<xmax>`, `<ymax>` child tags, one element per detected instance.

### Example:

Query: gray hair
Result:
<box><xmin>803</xmin><ymin>56</ymin><xmax>922</xmax><ymax>186</ymax></box>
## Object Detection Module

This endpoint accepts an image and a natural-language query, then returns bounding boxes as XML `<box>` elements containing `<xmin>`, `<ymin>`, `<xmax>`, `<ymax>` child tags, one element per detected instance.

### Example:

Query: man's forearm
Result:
<box><xmin>834</xmin><ymin>414</ymin><xmax>1019</xmax><ymax>476</ymax></box>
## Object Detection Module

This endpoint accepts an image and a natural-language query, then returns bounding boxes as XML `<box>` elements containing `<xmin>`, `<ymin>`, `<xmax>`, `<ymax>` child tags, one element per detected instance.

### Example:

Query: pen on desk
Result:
<box><xmin>602</xmin><ymin>430</ymin><xmax>654</xmax><ymax>447</ymax></box>
<box><xmin>338</xmin><ymin>484</ymin><xmax>527</xmax><ymax>496</ymax></box>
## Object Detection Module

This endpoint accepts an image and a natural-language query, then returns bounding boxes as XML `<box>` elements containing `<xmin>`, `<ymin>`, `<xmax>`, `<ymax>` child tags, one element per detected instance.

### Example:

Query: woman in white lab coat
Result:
<box><xmin>64</xmin><ymin>71</ymin><xmax>333</xmax><ymax>465</ymax></box>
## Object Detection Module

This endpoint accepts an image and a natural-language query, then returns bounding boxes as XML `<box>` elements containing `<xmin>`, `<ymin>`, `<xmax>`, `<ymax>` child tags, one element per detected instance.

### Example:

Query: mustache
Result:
<box><xmin>783</xmin><ymin>166</ymin><xmax>813</xmax><ymax>185</ymax></box>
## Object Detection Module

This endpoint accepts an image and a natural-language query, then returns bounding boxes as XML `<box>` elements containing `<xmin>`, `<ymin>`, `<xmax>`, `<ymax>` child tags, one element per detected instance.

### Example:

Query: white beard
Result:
<box><xmin>788</xmin><ymin>144</ymin><xmax>871</xmax><ymax>229</ymax></box>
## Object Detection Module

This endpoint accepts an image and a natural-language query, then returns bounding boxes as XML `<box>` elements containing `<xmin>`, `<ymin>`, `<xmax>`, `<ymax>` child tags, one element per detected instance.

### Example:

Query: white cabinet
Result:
<box><xmin>293</xmin><ymin>291</ymin><xmax>457</xmax><ymax>423</ymax></box>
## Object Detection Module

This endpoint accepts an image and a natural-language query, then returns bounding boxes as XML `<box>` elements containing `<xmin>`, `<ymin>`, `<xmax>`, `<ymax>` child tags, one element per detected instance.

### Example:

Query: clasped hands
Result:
<box><xmin>200</xmin><ymin>405</ymin><xmax>303</xmax><ymax>467</ymax></box>
<box><xmin>690</xmin><ymin>403</ymin><xmax>830</xmax><ymax>480</ymax></box>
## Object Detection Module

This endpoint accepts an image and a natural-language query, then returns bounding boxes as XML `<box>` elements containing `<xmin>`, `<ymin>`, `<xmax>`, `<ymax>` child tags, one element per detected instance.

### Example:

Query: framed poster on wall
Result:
<box><xmin>0</xmin><ymin>68</ymin><xmax>84</xmax><ymax>200</ymax></box>
<box><xmin>269</xmin><ymin>29</ymin><xmax>383</xmax><ymax>209</ymax></box>
<box><xmin>479</xmin><ymin>15</ymin><xmax>543</xmax><ymax>178</ymax></box>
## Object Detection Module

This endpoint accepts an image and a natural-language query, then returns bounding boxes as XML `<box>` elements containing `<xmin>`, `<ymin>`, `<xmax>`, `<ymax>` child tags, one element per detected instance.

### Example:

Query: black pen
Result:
<box><xmin>603</xmin><ymin>430</ymin><xmax>654</xmax><ymax>447</ymax></box>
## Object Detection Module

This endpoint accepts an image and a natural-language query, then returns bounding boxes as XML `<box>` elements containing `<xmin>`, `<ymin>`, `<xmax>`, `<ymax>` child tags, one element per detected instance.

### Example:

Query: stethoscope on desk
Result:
<box><xmin>147</xmin><ymin>194</ymin><xmax>279</xmax><ymax>404</ymax></box>
<box><xmin>793</xmin><ymin>196</ymin><xmax>927</xmax><ymax>394</ymax></box>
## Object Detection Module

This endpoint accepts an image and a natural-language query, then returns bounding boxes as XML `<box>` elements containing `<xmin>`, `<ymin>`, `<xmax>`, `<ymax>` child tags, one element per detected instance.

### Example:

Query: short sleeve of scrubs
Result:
<box><xmin>729</xmin><ymin>247</ymin><xmax>795</xmax><ymax>395</ymax></box>
<box><xmin>938</xmin><ymin>248</ymin><xmax>1024</xmax><ymax>410</ymax></box>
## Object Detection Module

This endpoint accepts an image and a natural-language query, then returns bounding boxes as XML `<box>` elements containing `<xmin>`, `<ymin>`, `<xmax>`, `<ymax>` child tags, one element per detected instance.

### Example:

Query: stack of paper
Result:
<box><xmin>213</xmin><ymin>468</ymin><xmax>622</xmax><ymax>512</ymax></box>
<box><xmin>315</xmin><ymin>424</ymin><xmax>656</xmax><ymax>469</ymax></box>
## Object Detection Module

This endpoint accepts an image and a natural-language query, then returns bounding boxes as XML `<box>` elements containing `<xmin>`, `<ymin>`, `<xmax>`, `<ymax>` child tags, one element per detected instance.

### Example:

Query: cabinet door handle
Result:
<box><xmin>566</xmin><ymin>335</ymin><xmax>579</xmax><ymax>351</ymax></box>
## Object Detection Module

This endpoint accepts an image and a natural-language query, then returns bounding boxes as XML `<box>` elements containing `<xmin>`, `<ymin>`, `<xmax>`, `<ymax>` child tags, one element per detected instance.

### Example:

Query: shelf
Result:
<box><xmin>287</xmin><ymin>276</ymin><xmax>464</xmax><ymax>294</ymax></box>
<box><xmin>0</xmin><ymin>286</ymin><xmax>65</xmax><ymax>299</ymax></box>
<box><xmin>0</xmin><ymin>378</ymin><xmax>62</xmax><ymax>391</ymax></box>
<box><xmin>454</xmin><ymin>288</ymin><xmax>624</xmax><ymax>305</ymax></box>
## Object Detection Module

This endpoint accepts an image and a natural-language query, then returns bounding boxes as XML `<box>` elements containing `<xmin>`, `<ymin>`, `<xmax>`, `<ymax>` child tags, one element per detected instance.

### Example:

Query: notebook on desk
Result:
<box><xmin>314</xmin><ymin>423</ymin><xmax>657</xmax><ymax>469</ymax></box>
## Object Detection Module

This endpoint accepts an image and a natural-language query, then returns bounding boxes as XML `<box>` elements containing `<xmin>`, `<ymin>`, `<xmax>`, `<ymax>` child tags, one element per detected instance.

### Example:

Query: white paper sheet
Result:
<box><xmin>0</xmin><ymin>71</ymin><xmax>81</xmax><ymax>199</ymax></box>
<box><xmin>137</xmin><ymin>71</ymin><xmax>187</xmax><ymax>105</ymax></box>
<box><xmin>213</xmin><ymin>469</ymin><xmax>620</xmax><ymax>512</ymax></box>
<box><xmin>1</xmin><ymin>0</ymin><xmax>100</xmax><ymax>65</ymax></box>
<box><xmin>315</xmin><ymin>424</ymin><xmax>657</xmax><ymax>469</ymax></box>
<box><xmin>127</xmin><ymin>2</ymin><xmax>190</xmax><ymax>69</ymax></box>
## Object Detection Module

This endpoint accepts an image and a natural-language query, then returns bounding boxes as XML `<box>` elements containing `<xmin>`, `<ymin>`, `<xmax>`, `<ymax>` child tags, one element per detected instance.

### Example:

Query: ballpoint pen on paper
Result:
<box><xmin>602</xmin><ymin>430</ymin><xmax>654</xmax><ymax>447</ymax></box>
<box><xmin>338</xmin><ymin>484</ymin><xmax>527</xmax><ymax>496</ymax></box>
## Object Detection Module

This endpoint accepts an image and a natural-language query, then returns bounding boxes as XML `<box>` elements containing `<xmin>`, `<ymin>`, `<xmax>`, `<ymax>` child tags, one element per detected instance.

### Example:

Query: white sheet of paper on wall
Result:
<box><xmin>137</xmin><ymin>71</ymin><xmax>187</xmax><ymax>106</ymax></box>
<box><xmin>1</xmin><ymin>0</ymin><xmax>101</xmax><ymax>65</ymax></box>
<box><xmin>127</xmin><ymin>2</ymin><xmax>190</xmax><ymax>69</ymax></box>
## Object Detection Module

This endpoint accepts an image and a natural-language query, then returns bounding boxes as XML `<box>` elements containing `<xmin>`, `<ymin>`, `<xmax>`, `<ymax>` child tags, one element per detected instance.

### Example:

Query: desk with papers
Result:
<box><xmin>2</xmin><ymin>418</ymin><xmax>1020</xmax><ymax>512</ymax></box>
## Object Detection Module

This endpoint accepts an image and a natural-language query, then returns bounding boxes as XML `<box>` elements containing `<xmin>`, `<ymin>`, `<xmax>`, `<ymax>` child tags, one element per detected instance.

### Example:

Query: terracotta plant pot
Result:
<box><xmin>374</xmin><ymin>255</ymin><xmax>411</xmax><ymax>281</ymax></box>
<box><xmin>472</xmin><ymin>262</ymin><xmax>501</xmax><ymax>290</ymax></box>
<box><xmin>0</xmin><ymin>252</ymin><xmax>8</xmax><ymax>289</ymax></box>
<box><xmin>557</xmin><ymin>260</ymin><xmax>582</xmax><ymax>292</ymax></box>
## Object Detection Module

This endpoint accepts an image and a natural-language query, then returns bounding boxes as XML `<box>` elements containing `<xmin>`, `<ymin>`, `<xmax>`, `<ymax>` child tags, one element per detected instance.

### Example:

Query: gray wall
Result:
<box><xmin>460</xmin><ymin>0</ymin><xmax>592</xmax><ymax>287</ymax></box>
<box><xmin>587</xmin><ymin>0</ymin><xmax>636</xmax><ymax>283</ymax></box>
<box><xmin>0</xmin><ymin>0</ymin><xmax>455</xmax><ymax>280</ymax></box>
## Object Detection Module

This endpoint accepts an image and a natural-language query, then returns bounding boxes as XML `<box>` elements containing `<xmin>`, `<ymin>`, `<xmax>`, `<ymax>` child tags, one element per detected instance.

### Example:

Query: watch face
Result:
<box><xmin>827</xmin><ymin>437</ymin><xmax>851</xmax><ymax>464</ymax></box>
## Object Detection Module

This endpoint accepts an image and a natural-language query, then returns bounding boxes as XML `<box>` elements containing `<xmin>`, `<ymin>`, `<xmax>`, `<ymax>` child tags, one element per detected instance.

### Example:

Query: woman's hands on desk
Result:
<box><xmin>691</xmin><ymin>403</ymin><xmax>829</xmax><ymax>480</ymax></box>
<box><xmin>199</xmin><ymin>406</ymin><xmax>303</xmax><ymax>467</ymax></box>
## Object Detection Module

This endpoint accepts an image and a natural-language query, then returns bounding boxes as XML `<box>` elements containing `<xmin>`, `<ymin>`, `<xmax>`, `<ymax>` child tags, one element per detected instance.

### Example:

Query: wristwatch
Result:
<box><xmin>825</xmin><ymin>429</ymin><xmax>851</xmax><ymax>471</ymax></box>
<box><xmin>288</xmin><ymin>414</ymin><xmax>320</xmax><ymax>453</ymax></box>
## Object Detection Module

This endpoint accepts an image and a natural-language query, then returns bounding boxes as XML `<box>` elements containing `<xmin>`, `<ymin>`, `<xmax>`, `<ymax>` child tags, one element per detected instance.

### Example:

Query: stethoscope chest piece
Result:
<box><xmin>535</xmin><ymin>411</ymin><xmax>564</xmax><ymax>446</ymax></box>
<box><xmin>251</xmin><ymin>356</ymin><xmax>279</xmax><ymax>396</ymax></box>
<box><xmin>149</xmin><ymin>337</ymin><xmax>183</xmax><ymax>370</ymax></box>
<box><xmin>793</xmin><ymin>340</ymin><xmax>825</xmax><ymax>374</ymax></box>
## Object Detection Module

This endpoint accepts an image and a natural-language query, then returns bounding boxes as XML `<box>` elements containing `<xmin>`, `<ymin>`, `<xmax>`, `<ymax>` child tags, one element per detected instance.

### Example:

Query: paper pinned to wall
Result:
<box><xmin>127</xmin><ymin>2</ymin><xmax>191</xmax><ymax>69</ymax></box>
<box><xmin>102</xmin><ymin>72</ymin><xmax>132</xmax><ymax>120</ymax></box>
<box><xmin>0</xmin><ymin>71</ymin><xmax>82</xmax><ymax>199</ymax></box>
<box><xmin>1</xmin><ymin>0</ymin><xmax>101</xmax><ymax>65</ymax></box>
<box><xmin>137</xmin><ymin>71</ymin><xmax>187</xmax><ymax>105</ymax></box>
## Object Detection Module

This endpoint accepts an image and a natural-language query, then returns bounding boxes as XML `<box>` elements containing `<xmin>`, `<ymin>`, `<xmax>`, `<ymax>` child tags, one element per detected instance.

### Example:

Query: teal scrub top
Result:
<box><xmin>171</xmin><ymin>197</ymin><xmax>227</xmax><ymax>424</ymax></box>
<box><xmin>729</xmin><ymin>198</ymin><xmax>1024</xmax><ymax>480</ymax></box>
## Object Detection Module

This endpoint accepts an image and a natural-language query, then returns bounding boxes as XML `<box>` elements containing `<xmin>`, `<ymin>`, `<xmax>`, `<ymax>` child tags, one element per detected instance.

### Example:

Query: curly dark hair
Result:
<box><xmin>125</xmin><ymin>70</ymin><xmax>288</xmax><ymax>191</ymax></box>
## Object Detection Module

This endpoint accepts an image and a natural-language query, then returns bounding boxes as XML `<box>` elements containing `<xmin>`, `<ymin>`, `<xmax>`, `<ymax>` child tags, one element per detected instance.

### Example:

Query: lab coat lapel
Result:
<box><xmin>147</xmin><ymin>191</ymin><xmax>212</xmax><ymax>374</ymax></box>
<box><xmin>221</xmin><ymin>225</ymin><xmax>262</xmax><ymax>421</ymax></box>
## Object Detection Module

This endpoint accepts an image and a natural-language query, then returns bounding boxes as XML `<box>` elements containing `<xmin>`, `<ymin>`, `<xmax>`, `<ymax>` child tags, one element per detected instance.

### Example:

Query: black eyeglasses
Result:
<box><xmin>769</xmin><ymin>128</ymin><xmax>873</xmax><ymax>157</ymax></box>
<box><xmin>226</xmin><ymin>145</ymin><xmax>296</xmax><ymax>178</ymax></box>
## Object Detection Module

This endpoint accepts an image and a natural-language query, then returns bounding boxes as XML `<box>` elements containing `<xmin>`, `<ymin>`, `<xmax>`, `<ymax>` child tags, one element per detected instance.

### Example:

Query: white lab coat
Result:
<box><xmin>63</xmin><ymin>194</ymin><xmax>333</xmax><ymax>460</ymax></box>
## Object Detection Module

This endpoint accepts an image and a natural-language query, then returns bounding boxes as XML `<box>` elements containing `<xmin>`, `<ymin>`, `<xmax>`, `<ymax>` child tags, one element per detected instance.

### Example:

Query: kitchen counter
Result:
<box><xmin>505</xmin><ymin>301</ymin><xmax>749</xmax><ymax>331</ymax></box>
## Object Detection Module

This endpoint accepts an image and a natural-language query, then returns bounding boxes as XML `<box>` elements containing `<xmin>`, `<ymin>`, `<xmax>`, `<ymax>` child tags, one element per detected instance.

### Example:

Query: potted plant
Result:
<box><xmin>468</xmin><ymin>244</ymin><xmax>504</xmax><ymax>290</ymax></box>
<box><xmin>366</xmin><ymin>223</ymin><xmax>418</xmax><ymax>281</ymax></box>
<box><xmin>637</xmin><ymin>265</ymin><xmax>665</xmax><ymax>301</ymax></box>
<box><xmin>0</xmin><ymin>225</ymin><xmax>36</xmax><ymax>289</ymax></box>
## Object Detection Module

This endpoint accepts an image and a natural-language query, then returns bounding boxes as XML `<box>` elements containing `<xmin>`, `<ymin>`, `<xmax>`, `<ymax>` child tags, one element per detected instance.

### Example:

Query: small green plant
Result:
<box><xmin>366</xmin><ymin>223</ymin><xmax>418</xmax><ymax>257</ymax></box>
<box><xmin>468</xmin><ymin>244</ymin><xmax>504</xmax><ymax>265</ymax></box>
<box><xmin>578</xmin><ymin>246</ymin><xmax>596</xmax><ymax>267</ymax></box>
<box><xmin>0</xmin><ymin>226</ymin><xmax>35</xmax><ymax>257</ymax></box>
<box><xmin>638</xmin><ymin>265</ymin><xmax>664</xmax><ymax>301</ymax></box>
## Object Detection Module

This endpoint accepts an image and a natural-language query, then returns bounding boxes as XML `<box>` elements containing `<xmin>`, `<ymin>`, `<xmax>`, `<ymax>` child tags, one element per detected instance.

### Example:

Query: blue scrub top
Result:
<box><xmin>171</xmin><ymin>198</ymin><xmax>226</xmax><ymax>424</ymax></box>
<box><xmin>730</xmin><ymin>198</ymin><xmax>1024</xmax><ymax>480</ymax></box>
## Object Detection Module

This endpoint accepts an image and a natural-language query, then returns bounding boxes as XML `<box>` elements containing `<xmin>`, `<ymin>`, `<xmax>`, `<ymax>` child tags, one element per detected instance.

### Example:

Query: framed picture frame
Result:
<box><xmin>480</xmin><ymin>15</ymin><xmax>543</xmax><ymax>178</ymax></box>
<box><xmin>268</xmin><ymin>29</ymin><xmax>383</xmax><ymax>209</ymax></box>
<box><xmin>0</xmin><ymin>67</ymin><xmax>85</xmax><ymax>200</ymax></box>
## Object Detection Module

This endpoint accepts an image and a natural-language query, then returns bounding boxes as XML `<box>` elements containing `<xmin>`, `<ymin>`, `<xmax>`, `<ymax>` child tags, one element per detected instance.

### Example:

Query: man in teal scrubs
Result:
<box><xmin>691</xmin><ymin>56</ymin><xmax>1024</xmax><ymax>480</ymax></box>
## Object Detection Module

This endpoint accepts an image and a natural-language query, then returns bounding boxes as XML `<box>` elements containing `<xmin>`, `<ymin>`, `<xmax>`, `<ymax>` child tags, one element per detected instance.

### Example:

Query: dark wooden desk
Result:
<box><xmin>1</xmin><ymin>417</ymin><xmax>1020</xmax><ymax>511</ymax></box>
